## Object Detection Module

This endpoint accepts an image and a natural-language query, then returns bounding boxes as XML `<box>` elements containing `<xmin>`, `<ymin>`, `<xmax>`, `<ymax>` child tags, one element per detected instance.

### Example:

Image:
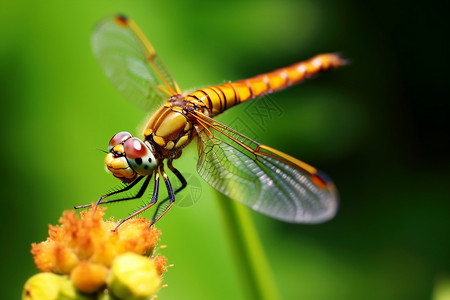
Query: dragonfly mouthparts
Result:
<box><xmin>111</xmin><ymin>149</ymin><xmax>124</xmax><ymax>158</ymax></box>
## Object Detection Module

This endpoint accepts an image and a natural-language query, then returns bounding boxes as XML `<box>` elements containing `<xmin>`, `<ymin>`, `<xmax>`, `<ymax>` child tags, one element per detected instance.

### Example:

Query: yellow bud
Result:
<box><xmin>22</xmin><ymin>273</ymin><xmax>90</xmax><ymax>300</ymax></box>
<box><xmin>108</xmin><ymin>253</ymin><xmax>161</xmax><ymax>300</ymax></box>
<box><xmin>70</xmin><ymin>262</ymin><xmax>109</xmax><ymax>293</ymax></box>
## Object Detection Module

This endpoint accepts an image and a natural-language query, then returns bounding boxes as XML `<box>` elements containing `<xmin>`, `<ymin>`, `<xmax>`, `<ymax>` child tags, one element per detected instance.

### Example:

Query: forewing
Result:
<box><xmin>91</xmin><ymin>15</ymin><xmax>180</xmax><ymax>111</ymax></box>
<box><xmin>194</xmin><ymin>113</ymin><xmax>338</xmax><ymax>223</ymax></box>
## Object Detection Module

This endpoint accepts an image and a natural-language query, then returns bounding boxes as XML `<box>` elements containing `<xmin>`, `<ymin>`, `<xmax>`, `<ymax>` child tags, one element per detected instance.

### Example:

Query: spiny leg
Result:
<box><xmin>150</xmin><ymin>164</ymin><xmax>176</xmax><ymax>226</ymax></box>
<box><xmin>74</xmin><ymin>175</ymin><xmax>146</xmax><ymax>210</ymax></box>
<box><xmin>151</xmin><ymin>198</ymin><xmax>170</xmax><ymax>223</ymax></box>
<box><xmin>95</xmin><ymin>175</ymin><xmax>153</xmax><ymax>206</ymax></box>
<box><xmin>113</xmin><ymin>171</ymin><xmax>160</xmax><ymax>231</ymax></box>
<box><xmin>168</xmin><ymin>159</ymin><xmax>187</xmax><ymax>193</ymax></box>
<box><xmin>151</xmin><ymin>160</ymin><xmax>187</xmax><ymax>223</ymax></box>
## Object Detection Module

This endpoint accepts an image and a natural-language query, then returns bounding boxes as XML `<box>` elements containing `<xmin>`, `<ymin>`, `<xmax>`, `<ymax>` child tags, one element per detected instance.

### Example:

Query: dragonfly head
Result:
<box><xmin>105</xmin><ymin>131</ymin><xmax>157</xmax><ymax>183</ymax></box>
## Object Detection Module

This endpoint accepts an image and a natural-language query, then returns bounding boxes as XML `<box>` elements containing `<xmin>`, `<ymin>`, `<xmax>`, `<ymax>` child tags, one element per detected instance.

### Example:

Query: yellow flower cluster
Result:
<box><xmin>24</xmin><ymin>207</ymin><xmax>167</xmax><ymax>299</ymax></box>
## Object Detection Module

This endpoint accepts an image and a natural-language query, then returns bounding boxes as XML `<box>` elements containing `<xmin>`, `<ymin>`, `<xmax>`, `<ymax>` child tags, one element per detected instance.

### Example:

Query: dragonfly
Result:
<box><xmin>76</xmin><ymin>15</ymin><xmax>345</xmax><ymax>230</ymax></box>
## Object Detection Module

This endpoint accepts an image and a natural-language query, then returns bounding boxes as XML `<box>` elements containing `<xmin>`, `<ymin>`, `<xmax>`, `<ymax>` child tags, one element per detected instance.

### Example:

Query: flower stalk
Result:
<box><xmin>216</xmin><ymin>193</ymin><xmax>280</xmax><ymax>300</ymax></box>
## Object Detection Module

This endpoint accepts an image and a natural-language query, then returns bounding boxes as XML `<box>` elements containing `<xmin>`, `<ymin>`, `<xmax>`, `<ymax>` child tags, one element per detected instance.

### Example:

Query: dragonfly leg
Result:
<box><xmin>112</xmin><ymin>172</ymin><xmax>160</xmax><ymax>231</ymax></box>
<box><xmin>150</xmin><ymin>165</ymin><xmax>176</xmax><ymax>226</ymax></box>
<box><xmin>151</xmin><ymin>160</ymin><xmax>187</xmax><ymax>223</ymax></box>
<box><xmin>168</xmin><ymin>159</ymin><xmax>187</xmax><ymax>193</ymax></box>
<box><xmin>74</xmin><ymin>175</ymin><xmax>147</xmax><ymax>210</ymax></box>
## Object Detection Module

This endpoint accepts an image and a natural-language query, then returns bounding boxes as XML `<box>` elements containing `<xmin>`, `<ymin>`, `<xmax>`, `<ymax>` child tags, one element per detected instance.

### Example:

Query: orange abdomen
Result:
<box><xmin>186</xmin><ymin>53</ymin><xmax>347</xmax><ymax>117</ymax></box>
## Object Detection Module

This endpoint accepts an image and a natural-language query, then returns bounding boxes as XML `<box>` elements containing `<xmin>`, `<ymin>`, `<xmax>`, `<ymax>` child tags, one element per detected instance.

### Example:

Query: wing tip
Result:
<box><xmin>115</xmin><ymin>14</ymin><xmax>128</xmax><ymax>26</ymax></box>
<box><xmin>294</xmin><ymin>195</ymin><xmax>339</xmax><ymax>224</ymax></box>
<box><xmin>303</xmin><ymin>170</ymin><xmax>340</xmax><ymax>224</ymax></box>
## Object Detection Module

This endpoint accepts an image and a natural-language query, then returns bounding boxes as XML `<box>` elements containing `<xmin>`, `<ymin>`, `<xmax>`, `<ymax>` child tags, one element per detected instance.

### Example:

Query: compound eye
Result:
<box><xmin>108</xmin><ymin>131</ymin><xmax>132</xmax><ymax>151</ymax></box>
<box><xmin>123</xmin><ymin>137</ymin><xmax>156</xmax><ymax>176</ymax></box>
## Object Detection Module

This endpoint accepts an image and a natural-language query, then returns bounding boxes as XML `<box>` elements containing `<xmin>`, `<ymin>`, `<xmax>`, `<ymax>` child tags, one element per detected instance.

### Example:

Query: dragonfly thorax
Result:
<box><xmin>105</xmin><ymin>131</ymin><xmax>157</xmax><ymax>182</ymax></box>
<box><xmin>142</xmin><ymin>101</ymin><xmax>196</xmax><ymax>158</ymax></box>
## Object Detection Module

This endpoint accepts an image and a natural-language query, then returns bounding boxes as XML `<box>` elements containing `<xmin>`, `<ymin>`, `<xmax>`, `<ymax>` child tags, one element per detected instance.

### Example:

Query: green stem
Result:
<box><xmin>216</xmin><ymin>193</ymin><xmax>280</xmax><ymax>300</ymax></box>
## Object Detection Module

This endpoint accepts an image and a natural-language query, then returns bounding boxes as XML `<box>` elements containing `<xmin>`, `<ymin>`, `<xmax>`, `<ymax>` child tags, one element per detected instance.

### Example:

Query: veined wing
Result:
<box><xmin>193</xmin><ymin>112</ymin><xmax>338</xmax><ymax>223</ymax></box>
<box><xmin>91</xmin><ymin>15</ymin><xmax>181</xmax><ymax>111</ymax></box>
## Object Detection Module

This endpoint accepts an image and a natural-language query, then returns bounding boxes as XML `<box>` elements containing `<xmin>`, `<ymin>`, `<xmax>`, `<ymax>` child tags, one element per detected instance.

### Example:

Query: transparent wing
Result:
<box><xmin>91</xmin><ymin>15</ymin><xmax>181</xmax><ymax>111</ymax></box>
<box><xmin>193</xmin><ymin>112</ymin><xmax>338</xmax><ymax>223</ymax></box>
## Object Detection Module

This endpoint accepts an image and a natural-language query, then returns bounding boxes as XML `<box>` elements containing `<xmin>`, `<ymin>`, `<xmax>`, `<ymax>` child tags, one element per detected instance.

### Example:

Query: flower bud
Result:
<box><xmin>70</xmin><ymin>262</ymin><xmax>109</xmax><ymax>293</ymax></box>
<box><xmin>22</xmin><ymin>272</ymin><xmax>90</xmax><ymax>300</ymax></box>
<box><xmin>108</xmin><ymin>253</ymin><xmax>161</xmax><ymax>300</ymax></box>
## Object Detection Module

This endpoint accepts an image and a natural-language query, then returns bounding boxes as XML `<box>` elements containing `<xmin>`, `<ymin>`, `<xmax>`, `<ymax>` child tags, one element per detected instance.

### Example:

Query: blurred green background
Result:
<box><xmin>1</xmin><ymin>0</ymin><xmax>449</xmax><ymax>299</ymax></box>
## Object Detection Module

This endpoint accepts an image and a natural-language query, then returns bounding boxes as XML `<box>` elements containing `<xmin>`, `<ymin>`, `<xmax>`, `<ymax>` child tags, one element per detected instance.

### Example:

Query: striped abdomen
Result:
<box><xmin>186</xmin><ymin>53</ymin><xmax>347</xmax><ymax>117</ymax></box>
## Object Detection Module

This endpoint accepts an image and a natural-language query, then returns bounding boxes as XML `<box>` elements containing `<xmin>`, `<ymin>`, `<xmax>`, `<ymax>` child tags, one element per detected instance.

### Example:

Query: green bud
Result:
<box><xmin>108</xmin><ymin>253</ymin><xmax>161</xmax><ymax>300</ymax></box>
<box><xmin>22</xmin><ymin>273</ymin><xmax>91</xmax><ymax>300</ymax></box>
